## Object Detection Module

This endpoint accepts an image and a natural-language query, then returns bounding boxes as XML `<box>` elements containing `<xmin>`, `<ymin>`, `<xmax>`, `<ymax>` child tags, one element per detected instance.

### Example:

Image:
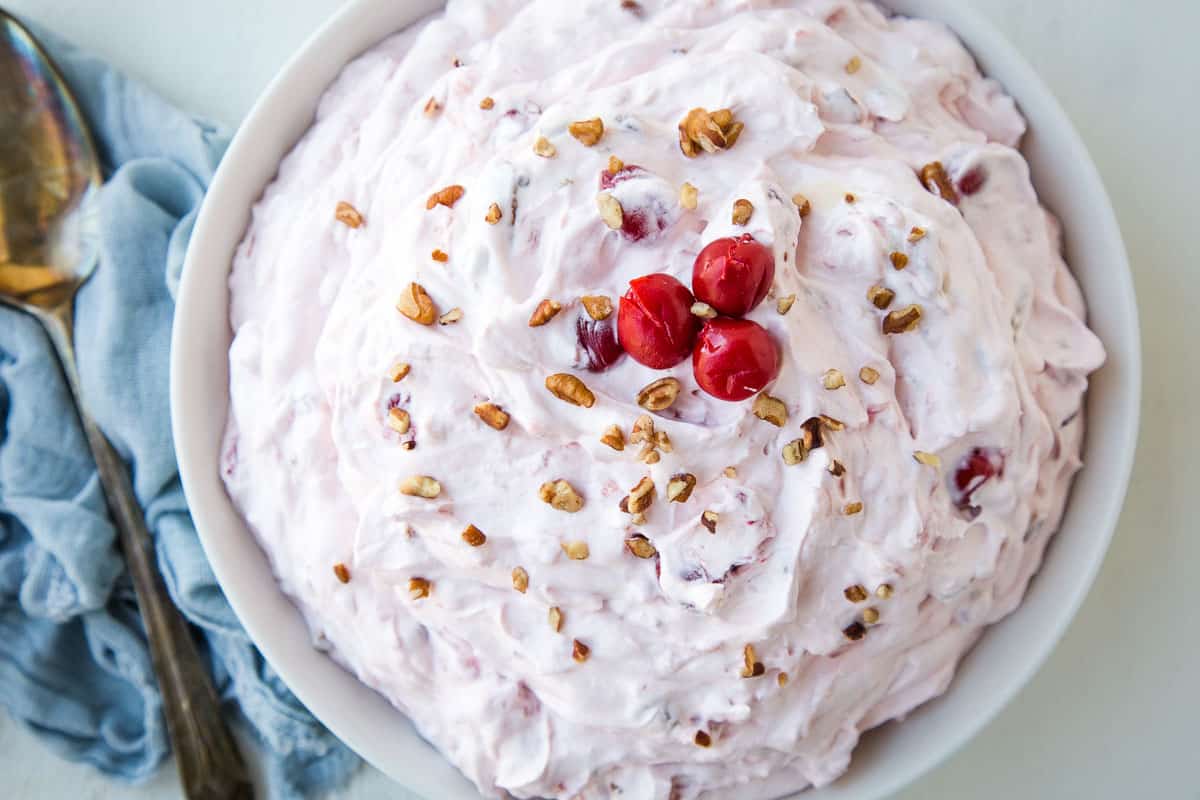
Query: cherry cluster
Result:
<box><xmin>617</xmin><ymin>234</ymin><xmax>781</xmax><ymax>402</ymax></box>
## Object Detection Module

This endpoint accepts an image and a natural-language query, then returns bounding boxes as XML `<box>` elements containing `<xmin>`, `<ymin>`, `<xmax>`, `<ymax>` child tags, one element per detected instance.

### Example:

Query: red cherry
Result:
<box><xmin>693</xmin><ymin>318</ymin><xmax>780</xmax><ymax>401</ymax></box>
<box><xmin>575</xmin><ymin>313</ymin><xmax>624</xmax><ymax>372</ymax></box>
<box><xmin>957</xmin><ymin>166</ymin><xmax>988</xmax><ymax>196</ymax></box>
<box><xmin>618</xmin><ymin>274</ymin><xmax>700</xmax><ymax>369</ymax></box>
<box><xmin>951</xmin><ymin>447</ymin><xmax>1005</xmax><ymax>517</ymax></box>
<box><xmin>692</xmin><ymin>234</ymin><xmax>776</xmax><ymax>316</ymax></box>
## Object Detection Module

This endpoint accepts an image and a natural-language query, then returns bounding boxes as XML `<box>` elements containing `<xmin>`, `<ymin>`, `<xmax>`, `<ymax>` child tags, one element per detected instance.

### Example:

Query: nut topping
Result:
<box><xmin>431</xmin><ymin>249</ymin><xmax>449</xmax><ymax>263</ymax></box>
<box><xmin>512</xmin><ymin>566</ymin><xmax>529</xmax><ymax>593</ymax></box>
<box><xmin>533</xmin><ymin>136</ymin><xmax>557</xmax><ymax>158</ymax></box>
<box><xmin>485</xmin><ymin>202</ymin><xmax>503</xmax><ymax>224</ymax></box>
<box><xmin>845</xmin><ymin>55</ymin><xmax>863</xmax><ymax>74</ymax></box>
<box><xmin>572</xmin><ymin>639</ymin><xmax>590</xmax><ymax>663</ymax></box>
<box><xmin>694</xmin><ymin>730</ymin><xmax>712</xmax><ymax>748</ymax></box>
<box><xmin>333</xmin><ymin>563</ymin><xmax>350</xmax><ymax>584</ymax></box>
<box><xmin>890</xmin><ymin>251</ymin><xmax>909</xmax><ymax>270</ymax></box>
<box><xmin>862</xmin><ymin>607</ymin><xmax>880</xmax><ymax>625</ymax></box>
<box><xmin>600</xmin><ymin>424</ymin><xmax>625</xmax><ymax>451</ymax></box>
<box><xmin>474</xmin><ymin>402</ymin><xmax>510</xmax><ymax>431</ymax></box>
<box><xmin>700</xmin><ymin>510</ymin><xmax>719</xmax><ymax>533</ymax></box>
<box><xmin>568</xmin><ymin>117</ymin><xmax>605</xmax><ymax>146</ymax></box>
<box><xmin>691</xmin><ymin>301</ymin><xmax>718</xmax><ymax>319</ymax></box>
<box><xmin>608</xmin><ymin>155</ymin><xmax>625</xmax><ymax>173</ymax></box>
<box><xmin>867</xmin><ymin>285</ymin><xmax>895</xmax><ymax>310</ymax></box>
<box><xmin>438</xmin><ymin>308</ymin><xmax>464</xmax><ymax>325</ymax></box>
<box><xmin>678</xmin><ymin>107</ymin><xmax>743</xmax><ymax>157</ymax></box>
<box><xmin>882</xmin><ymin>304</ymin><xmax>923</xmax><ymax>334</ymax></box>
<box><xmin>792</xmin><ymin>193</ymin><xmax>812</xmax><ymax>218</ymax></box>
<box><xmin>396</xmin><ymin>282</ymin><xmax>438</xmax><ymax>325</ymax></box>
<box><xmin>529</xmin><ymin>299</ymin><xmax>563</xmax><ymax>327</ymax></box>
<box><xmin>548</xmin><ymin>606</ymin><xmax>564</xmax><ymax>632</ymax></box>
<box><xmin>667</xmin><ymin>473</ymin><xmax>697</xmax><ymax>503</ymax></box>
<box><xmin>913</xmin><ymin>450</ymin><xmax>942</xmax><ymax>468</ymax></box>
<box><xmin>781</xmin><ymin>439</ymin><xmax>807</xmax><ymax>466</ymax></box>
<box><xmin>624</xmin><ymin>534</ymin><xmax>657</xmax><ymax>559</ymax></box>
<box><xmin>479</xmin><ymin>96</ymin><xmax>495</xmax><ymax>110</ymax></box>
<box><xmin>823</xmin><ymin>369</ymin><xmax>847</xmax><ymax>390</ymax></box>
<box><xmin>545</xmin><ymin>373</ymin><xmax>595</xmax><ymax>408</ymax></box>
<box><xmin>581</xmin><ymin>295</ymin><xmax>613</xmax><ymax>321</ymax></box>
<box><xmin>740</xmin><ymin>644</ymin><xmax>765</xmax><ymax>678</ymax></box>
<box><xmin>777</xmin><ymin>294</ymin><xmax>797</xmax><ymax>315</ymax></box>
<box><xmin>426</xmin><ymin>184</ymin><xmax>465</xmax><ymax>210</ymax></box>
<box><xmin>561</xmin><ymin>541</ymin><xmax>590</xmax><ymax>560</ymax></box>
<box><xmin>908</xmin><ymin>226</ymin><xmax>926</xmax><ymax>242</ymax></box>
<box><xmin>423</xmin><ymin>97</ymin><xmax>441</xmax><ymax>116</ymax></box>
<box><xmin>637</xmin><ymin>377</ymin><xmax>681</xmax><ymax>412</ymax></box>
<box><xmin>828</xmin><ymin>459</ymin><xmax>846</xmax><ymax>477</ymax></box>
<box><xmin>731</xmin><ymin>198</ymin><xmax>754</xmax><ymax>226</ymax></box>
<box><xmin>843</xmin><ymin>621</ymin><xmax>866</xmax><ymax>641</ymax></box>
<box><xmin>752</xmin><ymin>392</ymin><xmax>788</xmax><ymax>427</ymax></box>
<box><xmin>630</xmin><ymin>414</ymin><xmax>655</xmax><ymax>445</ymax></box>
<box><xmin>920</xmin><ymin>161</ymin><xmax>958</xmax><ymax>204</ymax></box>
<box><xmin>386</xmin><ymin>408</ymin><xmax>411</xmax><ymax>434</ymax></box>
<box><xmin>844</xmin><ymin>584</ymin><xmax>868</xmax><ymax>603</ymax></box>
<box><xmin>723</xmin><ymin>466</ymin><xmax>738</xmax><ymax>479</ymax></box>
<box><xmin>462</xmin><ymin>525</ymin><xmax>487</xmax><ymax>547</ymax></box>
<box><xmin>596</xmin><ymin>192</ymin><xmax>624</xmax><ymax>230</ymax></box>
<box><xmin>335</xmin><ymin>201</ymin><xmax>364</xmax><ymax>228</ymax></box>
<box><xmin>408</xmin><ymin>577</ymin><xmax>432</xmax><ymax>599</ymax></box>
<box><xmin>388</xmin><ymin>361</ymin><xmax>411</xmax><ymax>382</ymax></box>
<box><xmin>400</xmin><ymin>475</ymin><xmax>441</xmax><ymax>499</ymax></box>
<box><xmin>876</xmin><ymin>583</ymin><xmax>895</xmax><ymax>599</ymax></box>
<box><xmin>859</xmin><ymin>366</ymin><xmax>880</xmax><ymax>385</ymax></box>
<box><xmin>778</xmin><ymin>672</ymin><xmax>789</xmax><ymax>687</ymax></box>
<box><xmin>539</xmin><ymin>480</ymin><xmax>584</xmax><ymax>512</ymax></box>
<box><xmin>679</xmin><ymin>182</ymin><xmax>699</xmax><ymax>210</ymax></box>
<box><xmin>843</xmin><ymin>501</ymin><xmax>864</xmax><ymax>515</ymax></box>
<box><xmin>625</xmin><ymin>476</ymin><xmax>655</xmax><ymax>514</ymax></box>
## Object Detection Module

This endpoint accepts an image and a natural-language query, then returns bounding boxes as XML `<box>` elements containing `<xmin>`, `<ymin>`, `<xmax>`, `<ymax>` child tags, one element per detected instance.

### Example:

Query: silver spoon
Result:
<box><xmin>0</xmin><ymin>11</ymin><xmax>252</xmax><ymax>799</ymax></box>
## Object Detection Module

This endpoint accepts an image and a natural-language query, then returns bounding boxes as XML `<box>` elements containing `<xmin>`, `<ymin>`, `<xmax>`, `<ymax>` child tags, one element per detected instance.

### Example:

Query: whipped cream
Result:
<box><xmin>222</xmin><ymin>1</ymin><xmax>1105</xmax><ymax>797</ymax></box>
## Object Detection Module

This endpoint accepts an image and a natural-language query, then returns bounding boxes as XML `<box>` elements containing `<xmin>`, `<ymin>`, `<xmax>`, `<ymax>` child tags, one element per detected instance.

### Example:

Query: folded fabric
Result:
<box><xmin>0</xmin><ymin>24</ymin><xmax>361</xmax><ymax>798</ymax></box>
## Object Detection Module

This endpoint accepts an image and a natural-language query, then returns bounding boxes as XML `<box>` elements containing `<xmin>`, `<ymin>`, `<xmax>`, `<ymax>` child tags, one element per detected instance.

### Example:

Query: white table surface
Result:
<box><xmin>3</xmin><ymin>1</ymin><xmax>1196</xmax><ymax>798</ymax></box>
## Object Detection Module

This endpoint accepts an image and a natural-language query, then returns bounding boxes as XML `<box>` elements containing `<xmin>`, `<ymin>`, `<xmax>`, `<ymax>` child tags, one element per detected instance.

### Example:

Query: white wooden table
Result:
<box><xmin>3</xmin><ymin>1</ymin><xmax>1196</xmax><ymax>798</ymax></box>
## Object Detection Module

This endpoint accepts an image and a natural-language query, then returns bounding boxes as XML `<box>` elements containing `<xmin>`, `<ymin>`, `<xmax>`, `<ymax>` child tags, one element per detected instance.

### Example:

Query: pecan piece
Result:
<box><xmin>581</xmin><ymin>294</ymin><xmax>613</xmax><ymax>321</ymax></box>
<box><xmin>700</xmin><ymin>510</ymin><xmax>719</xmax><ymax>534</ymax></box>
<box><xmin>399</xmin><ymin>475</ymin><xmax>441</xmax><ymax>499</ymax></box>
<box><xmin>752</xmin><ymin>392</ymin><xmax>788</xmax><ymax>427</ymax></box>
<box><xmin>624</xmin><ymin>534</ymin><xmax>657</xmax><ymax>559</ymax></box>
<box><xmin>679</xmin><ymin>182</ymin><xmax>699</xmax><ymax>210</ymax></box>
<box><xmin>625</xmin><ymin>476</ymin><xmax>655</xmax><ymax>514</ymax></box>
<box><xmin>667</xmin><ymin>473</ymin><xmax>697</xmax><ymax>503</ymax></box>
<box><xmin>731</xmin><ymin>198</ymin><xmax>754</xmax><ymax>226</ymax></box>
<box><xmin>882</xmin><ymin>304</ymin><xmax>923</xmax><ymax>334</ymax></box>
<box><xmin>485</xmin><ymin>202</ymin><xmax>503</xmax><ymax>224</ymax></box>
<box><xmin>333</xmin><ymin>563</ymin><xmax>350</xmax><ymax>584</ymax></box>
<box><xmin>462</xmin><ymin>525</ymin><xmax>487</xmax><ymax>547</ymax></box>
<box><xmin>426</xmin><ymin>184</ymin><xmax>465</xmax><ymax>210</ymax></box>
<box><xmin>568</xmin><ymin>117</ymin><xmax>605</xmax><ymax>146</ymax></box>
<box><xmin>637</xmin><ymin>377</ymin><xmax>681</xmax><ymax>412</ymax></box>
<box><xmin>920</xmin><ymin>161</ymin><xmax>958</xmax><ymax>204</ymax></box>
<box><xmin>823</xmin><ymin>369</ymin><xmax>846</xmax><ymax>390</ymax></box>
<box><xmin>512</xmin><ymin>567</ymin><xmax>529</xmax><ymax>593</ymax></box>
<box><xmin>859</xmin><ymin>366</ymin><xmax>880</xmax><ymax>384</ymax></box>
<box><xmin>335</xmin><ymin>201</ymin><xmax>364</xmax><ymax>228</ymax></box>
<box><xmin>867</xmin><ymin>285</ymin><xmax>895</xmax><ymax>310</ymax></box>
<box><xmin>596</xmin><ymin>192</ymin><xmax>624</xmax><ymax>230</ymax></box>
<box><xmin>539</xmin><ymin>479</ymin><xmax>584</xmax><ymax>512</ymax></box>
<box><xmin>533</xmin><ymin>136</ymin><xmax>557</xmax><ymax>158</ymax></box>
<box><xmin>408</xmin><ymin>577</ymin><xmax>432</xmax><ymax>599</ymax></box>
<box><xmin>474</xmin><ymin>402</ymin><xmax>510</xmax><ymax>431</ymax></box>
<box><xmin>561</xmin><ymin>541</ymin><xmax>590</xmax><ymax>560</ymax></box>
<box><xmin>529</xmin><ymin>299</ymin><xmax>563</xmax><ymax>327</ymax></box>
<box><xmin>600</xmin><ymin>424</ymin><xmax>625</xmax><ymax>451</ymax></box>
<box><xmin>545</xmin><ymin>373</ymin><xmax>595</xmax><ymax>408</ymax></box>
<box><xmin>396</xmin><ymin>282</ymin><xmax>438</xmax><ymax>325</ymax></box>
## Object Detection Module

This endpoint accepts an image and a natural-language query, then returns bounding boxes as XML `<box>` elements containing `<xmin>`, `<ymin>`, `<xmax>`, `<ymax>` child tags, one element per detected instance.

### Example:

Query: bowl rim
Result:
<box><xmin>170</xmin><ymin>1</ymin><xmax>1141</xmax><ymax>798</ymax></box>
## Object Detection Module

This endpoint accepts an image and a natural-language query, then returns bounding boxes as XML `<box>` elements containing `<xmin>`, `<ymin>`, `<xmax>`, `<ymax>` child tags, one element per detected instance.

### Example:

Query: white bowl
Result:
<box><xmin>170</xmin><ymin>2</ymin><xmax>1141</xmax><ymax>797</ymax></box>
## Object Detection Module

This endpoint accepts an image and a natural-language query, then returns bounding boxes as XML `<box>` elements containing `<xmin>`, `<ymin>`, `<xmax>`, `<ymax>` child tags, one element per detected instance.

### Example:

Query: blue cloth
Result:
<box><xmin>0</xmin><ymin>27</ymin><xmax>360</xmax><ymax>798</ymax></box>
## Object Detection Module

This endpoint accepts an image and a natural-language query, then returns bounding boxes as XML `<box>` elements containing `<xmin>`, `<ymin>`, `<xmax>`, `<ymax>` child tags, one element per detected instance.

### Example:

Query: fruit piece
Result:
<box><xmin>598</xmin><ymin>163</ymin><xmax>646</xmax><ymax>190</ymax></box>
<box><xmin>958</xmin><ymin>166</ymin><xmax>987</xmax><ymax>196</ymax></box>
<box><xmin>951</xmin><ymin>447</ymin><xmax>1005</xmax><ymax>516</ymax></box>
<box><xmin>618</xmin><ymin>274</ymin><xmax>700</xmax><ymax>369</ymax></box>
<box><xmin>691</xmin><ymin>235</ymin><xmax>776</xmax><ymax>316</ymax></box>
<box><xmin>597</xmin><ymin>165</ymin><xmax>672</xmax><ymax>242</ymax></box>
<box><xmin>575</xmin><ymin>314</ymin><xmax>625</xmax><ymax>372</ymax></box>
<box><xmin>693</xmin><ymin>318</ymin><xmax>780</xmax><ymax>401</ymax></box>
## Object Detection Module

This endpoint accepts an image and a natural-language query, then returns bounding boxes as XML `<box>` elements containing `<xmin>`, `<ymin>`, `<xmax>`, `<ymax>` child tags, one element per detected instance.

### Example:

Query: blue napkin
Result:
<box><xmin>0</xmin><ymin>26</ymin><xmax>361</xmax><ymax>798</ymax></box>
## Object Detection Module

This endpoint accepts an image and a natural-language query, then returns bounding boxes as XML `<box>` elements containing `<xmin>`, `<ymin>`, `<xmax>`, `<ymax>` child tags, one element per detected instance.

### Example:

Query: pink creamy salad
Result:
<box><xmin>222</xmin><ymin>1</ymin><xmax>1106</xmax><ymax>797</ymax></box>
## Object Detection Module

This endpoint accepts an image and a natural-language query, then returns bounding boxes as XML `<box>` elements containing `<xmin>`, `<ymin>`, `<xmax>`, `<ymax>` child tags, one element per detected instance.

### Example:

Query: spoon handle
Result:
<box><xmin>42</xmin><ymin>308</ymin><xmax>254</xmax><ymax>800</ymax></box>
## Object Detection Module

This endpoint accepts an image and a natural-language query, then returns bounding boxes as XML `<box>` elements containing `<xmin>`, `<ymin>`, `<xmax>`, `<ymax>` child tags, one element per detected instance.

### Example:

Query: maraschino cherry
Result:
<box><xmin>617</xmin><ymin>274</ymin><xmax>700</xmax><ymax>369</ymax></box>
<box><xmin>693</xmin><ymin>317</ymin><xmax>780</xmax><ymax>401</ymax></box>
<box><xmin>691</xmin><ymin>234</ymin><xmax>775</xmax><ymax>316</ymax></box>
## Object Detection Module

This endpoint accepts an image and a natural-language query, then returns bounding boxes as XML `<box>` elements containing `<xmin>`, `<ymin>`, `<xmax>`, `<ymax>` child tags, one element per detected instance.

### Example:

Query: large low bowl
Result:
<box><xmin>170</xmin><ymin>2</ymin><xmax>1141</xmax><ymax>797</ymax></box>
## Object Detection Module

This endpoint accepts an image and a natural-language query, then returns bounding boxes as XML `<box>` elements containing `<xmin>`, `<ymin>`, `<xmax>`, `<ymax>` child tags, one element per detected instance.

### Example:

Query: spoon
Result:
<box><xmin>0</xmin><ymin>12</ymin><xmax>252</xmax><ymax>799</ymax></box>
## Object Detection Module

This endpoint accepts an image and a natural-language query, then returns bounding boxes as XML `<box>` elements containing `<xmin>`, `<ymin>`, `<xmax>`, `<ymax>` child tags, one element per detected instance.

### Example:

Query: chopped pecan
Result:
<box><xmin>581</xmin><ymin>295</ymin><xmax>613</xmax><ymax>321</ymax></box>
<box><xmin>844</xmin><ymin>584</ymin><xmax>868</xmax><ymax>603</ymax></box>
<box><xmin>438</xmin><ymin>307</ymin><xmax>463</xmax><ymax>325</ymax></box>
<box><xmin>752</xmin><ymin>392</ymin><xmax>788</xmax><ymax>427</ymax></box>
<box><xmin>908</xmin><ymin>226</ymin><xmax>926</xmax><ymax>242</ymax></box>
<box><xmin>637</xmin><ymin>377</ymin><xmax>681</xmax><ymax>412</ymax></box>
<box><xmin>732</xmin><ymin>198</ymin><xmax>754</xmax><ymax>226</ymax></box>
<box><xmin>386</xmin><ymin>408</ymin><xmax>411</xmax><ymax>434</ymax></box>
<box><xmin>568</xmin><ymin>117</ymin><xmax>605</xmax><ymax>146</ymax></box>
<box><xmin>462</xmin><ymin>525</ymin><xmax>487</xmax><ymax>547</ymax></box>
<box><xmin>920</xmin><ymin>161</ymin><xmax>958</xmax><ymax>204</ymax></box>
<box><xmin>399</xmin><ymin>475</ymin><xmax>441</xmax><ymax>499</ymax></box>
<box><xmin>539</xmin><ymin>480</ymin><xmax>584</xmax><ymax>512</ymax></box>
<box><xmin>596</xmin><ymin>192</ymin><xmax>624</xmax><ymax>230</ymax></box>
<box><xmin>823</xmin><ymin>369</ymin><xmax>846</xmax><ymax>390</ymax></box>
<box><xmin>388</xmin><ymin>361</ymin><xmax>411</xmax><ymax>382</ymax></box>
<box><xmin>512</xmin><ymin>566</ymin><xmax>529</xmax><ymax>593</ymax></box>
<box><xmin>694</xmin><ymin>730</ymin><xmax>712</xmax><ymax>748</ymax></box>
<box><xmin>890</xmin><ymin>251</ymin><xmax>909</xmax><ymax>270</ymax></box>
<box><xmin>679</xmin><ymin>182</ymin><xmax>699</xmax><ymax>210</ymax></box>
<box><xmin>700</xmin><ymin>510</ymin><xmax>718</xmax><ymax>533</ymax></box>
<box><xmin>335</xmin><ymin>201</ymin><xmax>364</xmax><ymax>228</ymax></box>
<box><xmin>792</xmin><ymin>193</ymin><xmax>812</xmax><ymax>218</ymax></box>
<box><xmin>876</xmin><ymin>583</ymin><xmax>895</xmax><ymax>599</ymax></box>
<box><xmin>625</xmin><ymin>476</ymin><xmax>655</xmax><ymax>514</ymax></box>
<box><xmin>333</xmin><ymin>563</ymin><xmax>350</xmax><ymax>584</ymax></box>
<box><xmin>777</xmin><ymin>294</ymin><xmax>797</xmax><ymax>315</ymax></box>
<box><xmin>561</xmin><ymin>541</ymin><xmax>590</xmax><ymax>560</ymax></box>
<box><xmin>485</xmin><ymin>202</ymin><xmax>503</xmax><ymax>224</ymax></box>
<box><xmin>843</xmin><ymin>501</ymin><xmax>864</xmax><ymax>515</ymax></box>
<box><xmin>396</xmin><ymin>282</ymin><xmax>438</xmax><ymax>325</ymax></box>
<box><xmin>691</xmin><ymin>301</ymin><xmax>717</xmax><ymax>319</ymax></box>
<box><xmin>600</xmin><ymin>424</ymin><xmax>625</xmax><ymax>451</ymax></box>
<box><xmin>607</xmin><ymin>155</ymin><xmax>625</xmax><ymax>173</ymax></box>
<box><xmin>533</xmin><ymin>136</ymin><xmax>557</xmax><ymax>158</ymax></box>
<box><xmin>545</xmin><ymin>373</ymin><xmax>595</xmax><ymax>407</ymax></box>
<box><xmin>408</xmin><ymin>577</ymin><xmax>431</xmax><ymax>599</ymax></box>
<box><xmin>479</xmin><ymin>96</ymin><xmax>495</xmax><ymax>110</ymax></box>
<box><xmin>431</xmin><ymin>249</ymin><xmax>449</xmax><ymax>263</ymax></box>
<box><xmin>426</xmin><ymin>184</ymin><xmax>465</xmax><ymax>210</ymax></box>
<box><xmin>845</xmin><ymin>55</ymin><xmax>862</xmax><ymax>74</ymax></box>
<box><xmin>862</xmin><ymin>607</ymin><xmax>880</xmax><ymax>625</ymax></box>
<box><xmin>624</xmin><ymin>534</ymin><xmax>657</xmax><ymax>559</ymax></box>
<box><xmin>882</xmin><ymin>304</ymin><xmax>923</xmax><ymax>334</ymax></box>
<box><xmin>667</xmin><ymin>473</ymin><xmax>697</xmax><ymax>503</ymax></box>
<box><xmin>913</xmin><ymin>450</ymin><xmax>942</xmax><ymax>468</ymax></box>
<box><xmin>529</xmin><ymin>299</ymin><xmax>563</xmax><ymax>327</ymax></box>
<box><xmin>572</xmin><ymin>639</ymin><xmax>590</xmax><ymax>663</ymax></box>
<box><xmin>423</xmin><ymin>97</ymin><xmax>441</xmax><ymax>116</ymax></box>
<box><xmin>678</xmin><ymin>107</ymin><xmax>742</xmax><ymax>157</ymax></box>
<box><xmin>548</xmin><ymin>606</ymin><xmax>564</xmax><ymax>632</ymax></box>
<box><xmin>859</xmin><ymin>366</ymin><xmax>880</xmax><ymax>385</ymax></box>
<box><xmin>867</xmin><ymin>285</ymin><xmax>895</xmax><ymax>310</ymax></box>
<box><xmin>740</xmin><ymin>644</ymin><xmax>765</xmax><ymax>678</ymax></box>
<box><xmin>473</xmin><ymin>402</ymin><xmax>510</xmax><ymax>431</ymax></box>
